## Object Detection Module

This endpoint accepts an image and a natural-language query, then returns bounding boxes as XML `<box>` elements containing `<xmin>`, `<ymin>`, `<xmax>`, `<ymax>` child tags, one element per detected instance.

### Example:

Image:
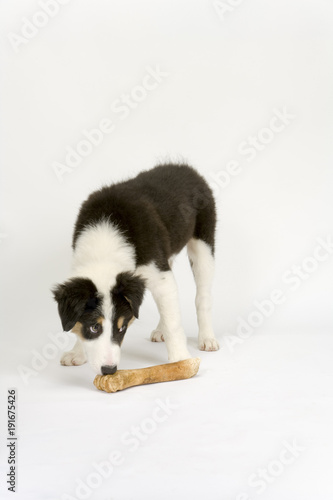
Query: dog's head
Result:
<box><xmin>52</xmin><ymin>272</ymin><xmax>145</xmax><ymax>374</ymax></box>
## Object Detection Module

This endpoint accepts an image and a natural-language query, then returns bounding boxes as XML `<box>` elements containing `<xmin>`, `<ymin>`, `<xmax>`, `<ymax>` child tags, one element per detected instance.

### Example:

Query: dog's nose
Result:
<box><xmin>101</xmin><ymin>365</ymin><xmax>117</xmax><ymax>375</ymax></box>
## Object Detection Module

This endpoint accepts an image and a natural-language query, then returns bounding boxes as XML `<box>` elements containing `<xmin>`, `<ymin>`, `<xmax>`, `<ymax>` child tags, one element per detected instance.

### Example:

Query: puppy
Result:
<box><xmin>52</xmin><ymin>164</ymin><xmax>219</xmax><ymax>375</ymax></box>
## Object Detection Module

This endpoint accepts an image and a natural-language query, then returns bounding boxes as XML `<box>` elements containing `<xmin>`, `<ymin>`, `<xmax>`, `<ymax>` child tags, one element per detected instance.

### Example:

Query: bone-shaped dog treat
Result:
<box><xmin>93</xmin><ymin>357</ymin><xmax>201</xmax><ymax>393</ymax></box>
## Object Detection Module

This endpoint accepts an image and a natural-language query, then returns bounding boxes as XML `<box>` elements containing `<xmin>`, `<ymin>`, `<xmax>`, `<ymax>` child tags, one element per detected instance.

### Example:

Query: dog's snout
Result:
<box><xmin>101</xmin><ymin>365</ymin><xmax>117</xmax><ymax>375</ymax></box>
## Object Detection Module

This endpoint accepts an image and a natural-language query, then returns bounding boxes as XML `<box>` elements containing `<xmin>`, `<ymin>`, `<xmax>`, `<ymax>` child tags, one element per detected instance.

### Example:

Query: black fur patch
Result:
<box><xmin>72</xmin><ymin>164</ymin><xmax>216</xmax><ymax>271</ymax></box>
<box><xmin>111</xmin><ymin>272</ymin><xmax>146</xmax><ymax>345</ymax></box>
<box><xmin>52</xmin><ymin>278</ymin><xmax>101</xmax><ymax>332</ymax></box>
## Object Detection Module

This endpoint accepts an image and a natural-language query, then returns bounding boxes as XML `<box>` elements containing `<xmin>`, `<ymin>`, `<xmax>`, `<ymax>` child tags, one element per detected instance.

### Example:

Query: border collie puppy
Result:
<box><xmin>52</xmin><ymin>164</ymin><xmax>219</xmax><ymax>375</ymax></box>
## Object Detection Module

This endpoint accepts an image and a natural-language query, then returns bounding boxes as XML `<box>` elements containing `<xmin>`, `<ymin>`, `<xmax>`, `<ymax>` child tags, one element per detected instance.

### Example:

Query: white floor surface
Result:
<box><xmin>1</xmin><ymin>327</ymin><xmax>332</xmax><ymax>500</ymax></box>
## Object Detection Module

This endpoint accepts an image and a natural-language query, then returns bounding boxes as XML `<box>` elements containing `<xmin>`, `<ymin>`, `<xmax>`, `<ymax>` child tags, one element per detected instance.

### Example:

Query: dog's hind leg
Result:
<box><xmin>187</xmin><ymin>238</ymin><xmax>219</xmax><ymax>351</ymax></box>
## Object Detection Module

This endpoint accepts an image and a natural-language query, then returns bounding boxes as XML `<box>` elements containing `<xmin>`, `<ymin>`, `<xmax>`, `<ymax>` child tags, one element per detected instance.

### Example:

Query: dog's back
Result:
<box><xmin>73</xmin><ymin>163</ymin><xmax>216</xmax><ymax>269</ymax></box>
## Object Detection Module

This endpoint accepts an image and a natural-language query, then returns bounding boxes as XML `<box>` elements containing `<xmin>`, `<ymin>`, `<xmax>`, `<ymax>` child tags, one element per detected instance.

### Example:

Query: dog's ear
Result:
<box><xmin>112</xmin><ymin>272</ymin><xmax>146</xmax><ymax>319</ymax></box>
<box><xmin>52</xmin><ymin>278</ymin><xmax>99</xmax><ymax>331</ymax></box>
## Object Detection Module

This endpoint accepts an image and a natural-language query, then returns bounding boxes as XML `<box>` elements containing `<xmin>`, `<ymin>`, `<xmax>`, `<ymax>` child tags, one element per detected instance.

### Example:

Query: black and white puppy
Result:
<box><xmin>52</xmin><ymin>164</ymin><xmax>219</xmax><ymax>375</ymax></box>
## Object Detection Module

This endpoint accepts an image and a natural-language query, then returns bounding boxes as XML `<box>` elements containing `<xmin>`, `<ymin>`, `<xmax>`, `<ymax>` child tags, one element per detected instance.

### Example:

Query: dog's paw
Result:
<box><xmin>150</xmin><ymin>329</ymin><xmax>165</xmax><ymax>342</ymax></box>
<box><xmin>60</xmin><ymin>350</ymin><xmax>87</xmax><ymax>366</ymax></box>
<box><xmin>199</xmin><ymin>338</ymin><xmax>220</xmax><ymax>352</ymax></box>
<box><xmin>169</xmin><ymin>350</ymin><xmax>191</xmax><ymax>363</ymax></box>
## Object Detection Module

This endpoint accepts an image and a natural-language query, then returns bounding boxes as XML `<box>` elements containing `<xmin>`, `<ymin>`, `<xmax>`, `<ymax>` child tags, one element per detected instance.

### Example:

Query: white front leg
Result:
<box><xmin>137</xmin><ymin>264</ymin><xmax>191</xmax><ymax>362</ymax></box>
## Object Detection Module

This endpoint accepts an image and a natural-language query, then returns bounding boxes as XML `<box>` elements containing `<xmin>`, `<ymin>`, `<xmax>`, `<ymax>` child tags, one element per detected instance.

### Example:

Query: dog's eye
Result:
<box><xmin>90</xmin><ymin>324</ymin><xmax>99</xmax><ymax>334</ymax></box>
<box><xmin>119</xmin><ymin>325</ymin><xmax>126</xmax><ymax>333</ymax></box>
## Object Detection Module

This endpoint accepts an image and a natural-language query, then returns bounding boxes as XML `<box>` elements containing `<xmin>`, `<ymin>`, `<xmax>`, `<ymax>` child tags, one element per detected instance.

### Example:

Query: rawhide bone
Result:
<box><xmin>94</xmin><ymin>357</ymin><xmax>201</xmax><ymax>393</ymax></box>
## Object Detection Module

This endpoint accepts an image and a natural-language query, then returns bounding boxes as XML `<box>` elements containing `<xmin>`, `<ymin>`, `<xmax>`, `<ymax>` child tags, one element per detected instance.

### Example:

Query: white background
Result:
<box><xmin>0</xmin><ymin>1</ymin><xmax>332</xmax><ymax>499</ymax></box>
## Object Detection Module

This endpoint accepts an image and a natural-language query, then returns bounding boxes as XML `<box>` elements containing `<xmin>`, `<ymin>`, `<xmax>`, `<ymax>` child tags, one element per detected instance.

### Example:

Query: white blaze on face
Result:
<box><xmin>83</xmin><ymin>303</ymin><xmax>121</xmax><ymax>375</ymax></box>
<box><xmin>69</xmin><ymin>221</ymin><xmax>137</xmax><ymax>374</ymax></box>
